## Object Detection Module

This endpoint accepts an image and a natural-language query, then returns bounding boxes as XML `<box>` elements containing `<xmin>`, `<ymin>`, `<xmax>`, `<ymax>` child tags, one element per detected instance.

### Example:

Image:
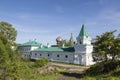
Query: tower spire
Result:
<box><xmin>69</xmin><ymin>33</ymin><xmax>74</xmax><ymax>46</ymax></box>
<box><xmin>79</xmin><ymin>24</ymin><xmax>89</xmax><ymax>37</ymax></box>
<box><xmin>77</xmin><ymin>24</ymin><xmax>91</xmax><ymax>45</ymax></box>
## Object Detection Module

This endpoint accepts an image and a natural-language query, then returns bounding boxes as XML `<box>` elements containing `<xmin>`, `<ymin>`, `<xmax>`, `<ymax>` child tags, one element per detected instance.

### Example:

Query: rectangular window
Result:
<box><xmin>48</xmin><ymin>54</ymin><xmax>50</xmax><ymax>56</ymax></box>
<box><xmin>40</xmin><ymin>54</ymin><xmax>42</xmax><ymax>56</ymax></box>
<box><xmin>57</xmin><ymin>55</ymin><xmax>59</xmax><ymax>57</ymax></box>
<box><xmin>65</xmin><ymin>55</ymin><xmax>68</xmax><ymax>58</ymax></box>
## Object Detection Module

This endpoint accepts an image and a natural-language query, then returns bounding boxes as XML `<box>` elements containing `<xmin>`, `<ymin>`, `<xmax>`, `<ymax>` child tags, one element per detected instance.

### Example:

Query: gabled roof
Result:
<box><xmin>33</xmin><ymin>47</ymin><xmax>75</xmax><ymax>52</ymax></box>
<box><xmin>79</xmin><ymin>24</ymin><xmax>89</xmax><ymax>37</ymax></box>
<box><xmin>19</xmin><ymin>41</ymin><xmax>42</xmax><ymax>47</ymax></box>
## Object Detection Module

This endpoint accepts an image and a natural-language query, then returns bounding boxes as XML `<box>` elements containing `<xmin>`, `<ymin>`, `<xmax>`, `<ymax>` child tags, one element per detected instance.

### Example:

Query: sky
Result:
<box><xmin>0</xmin><ymin>0</ymin><xmax>120</xmax><ymax>45</ymax></box>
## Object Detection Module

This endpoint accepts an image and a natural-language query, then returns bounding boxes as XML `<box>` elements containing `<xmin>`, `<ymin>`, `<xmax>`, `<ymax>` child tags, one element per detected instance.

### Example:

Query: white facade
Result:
<box><xmin>18</xmin><ymin>46</ymin><xmax>39</xmax><ymax>58</ymax></box>
<box><xmin>18</xmin><ymin>25</ymin><xmax>94</xmax><ymax>66</ymax></box>
<box><xmin>74</xmin><ymin>25</ymin><xmax>94</xmax><ymax>65</ymax></box>
<box><xmin>31</xmin><ymin>51</ymin><xmax>74</xmax><ymax>64</ymax></box>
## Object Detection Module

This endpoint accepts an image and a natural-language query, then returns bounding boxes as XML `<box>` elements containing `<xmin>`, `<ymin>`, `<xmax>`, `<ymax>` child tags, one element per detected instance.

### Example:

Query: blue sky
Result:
<box><xmin>0</xmin><ymin>0</ymin><xmax>120</xmax><ymax>45</ymax></box>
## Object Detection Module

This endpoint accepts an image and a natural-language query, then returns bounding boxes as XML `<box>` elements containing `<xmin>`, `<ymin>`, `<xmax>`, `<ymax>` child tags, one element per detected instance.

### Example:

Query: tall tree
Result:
<box><xmin>95</xmin><ymin>30</ymin><xmax>120</xmax><ymax>61</ymax></box>
<box><xmin>0</xmin><ymin>21</ymin><xmax>31</xmax><ymax>79</ymax></box>
<box><xmin>0</xmin><ymin>21</ymin><xmax>17</xmax><ymax>43</ymax></box>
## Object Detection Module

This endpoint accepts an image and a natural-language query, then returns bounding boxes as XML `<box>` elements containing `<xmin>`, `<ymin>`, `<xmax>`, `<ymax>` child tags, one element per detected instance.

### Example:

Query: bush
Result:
<box><xmin>34</xmin><ymin>58</ymin><xmax>49</xmax><ymax>68</ymax></box>
<box><xmin>112</xmin><ymin>66</ymin><xmax>120</xmax><ymax>76</ymax></box>
<box><xmin>84</xmin><ymin>60</ymin><xmax>120</xmax><ymax>76</ymax></box>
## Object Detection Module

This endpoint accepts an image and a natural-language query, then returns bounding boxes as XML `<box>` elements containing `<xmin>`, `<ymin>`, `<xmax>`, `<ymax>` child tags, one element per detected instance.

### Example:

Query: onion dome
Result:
<box><xmin>56</xmin><ymin>36</ymin><xmax>62</xmax><ymax>42</ymax></box>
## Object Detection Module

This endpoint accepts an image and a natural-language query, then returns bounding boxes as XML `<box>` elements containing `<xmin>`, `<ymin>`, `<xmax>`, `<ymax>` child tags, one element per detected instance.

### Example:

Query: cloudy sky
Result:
<box><xmin>0</xmin><ymin>0</ymin><xmax>120</xmax><ymax>45</ymax></box>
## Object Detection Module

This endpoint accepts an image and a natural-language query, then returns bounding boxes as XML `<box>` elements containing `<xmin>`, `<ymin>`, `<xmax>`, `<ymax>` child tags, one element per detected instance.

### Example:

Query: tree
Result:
<box><xmin>0</xmin><ymin>21</ymin><xmax>31</xmax><ymax>79</ymax></box>
<box><xmin>0</xmin><ymin>21</ymin><xmax>17</xmax><ymax>43</ymax></box>
<box><xmin>111</xmin><ymin>37</ymin><xmax>120</xmax><ymax>60</ymax></box>
<box><xmin>94</xmin><ymin>30</ymin><xmax>120</xmax><ymax>61</ymax></box>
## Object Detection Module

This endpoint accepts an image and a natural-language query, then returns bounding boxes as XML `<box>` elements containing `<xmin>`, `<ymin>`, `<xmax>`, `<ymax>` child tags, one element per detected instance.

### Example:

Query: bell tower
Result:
<box><xmin>74</xmin><ymin>24</ymin><xmax>93</xmax><ymax>65</ymax></box>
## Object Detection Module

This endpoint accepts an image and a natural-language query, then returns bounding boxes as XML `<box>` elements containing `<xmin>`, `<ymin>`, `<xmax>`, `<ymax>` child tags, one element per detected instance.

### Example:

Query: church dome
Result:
<box><xmin>56</xmin><ymin>36</ymin><xmax>62</xmax><ymax>42</ymax></box>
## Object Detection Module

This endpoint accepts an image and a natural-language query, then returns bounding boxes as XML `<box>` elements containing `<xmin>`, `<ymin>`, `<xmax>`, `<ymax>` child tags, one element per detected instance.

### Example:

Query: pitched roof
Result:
<box><xmin>79</xmin><ymin>24</ymin><xmax>89</xmax><ymax>37</ymax></box>
<box><xmin>33</xmin><ymin>47</ymin><xmax>75</xmax><ymax>52</ymax></box>
<box><xmin>19</xmin><ymin>41</ymin><xmax>42</xmax><ymax>47</ymax></box>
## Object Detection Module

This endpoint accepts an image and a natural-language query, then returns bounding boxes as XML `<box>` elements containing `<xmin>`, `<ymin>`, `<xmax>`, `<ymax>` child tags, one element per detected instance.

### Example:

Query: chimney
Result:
<box><xmin>47</xmin><ymin>43</ymin><xmax>50</xmax><ymax>48</ymax></box>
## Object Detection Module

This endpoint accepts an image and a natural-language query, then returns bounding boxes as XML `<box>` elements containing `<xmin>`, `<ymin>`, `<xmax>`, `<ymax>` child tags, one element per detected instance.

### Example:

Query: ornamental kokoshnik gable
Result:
<box><xmin>18</xmin><ymin>25</ymin><xmax>94</xmax><ymax>66</ymax></box>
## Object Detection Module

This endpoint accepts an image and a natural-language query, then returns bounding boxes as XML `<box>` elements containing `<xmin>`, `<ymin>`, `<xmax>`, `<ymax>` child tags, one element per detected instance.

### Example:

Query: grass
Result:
<box><xmin>14</xmin><ymin>59</ymin><xmax>120</xmax><ymax>80</ymax></box>
<box><xmin>26</xmin><ymin>73</ymin><xmax>60</xmax><ymax>80</ymax></box>
<box><xmin>80</xmin><ymin>76</ymin><xmax>120</xmax><ymax>80</ymax></box>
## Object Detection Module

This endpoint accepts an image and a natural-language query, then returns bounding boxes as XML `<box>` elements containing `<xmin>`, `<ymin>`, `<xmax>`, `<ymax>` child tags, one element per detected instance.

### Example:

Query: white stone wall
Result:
<box><xmin>74</xmin><ymin>35</ymin><xmax>94</xmax><ymax>65</ymax></box>
<box><xmin>51</xmin><ymin>52</ymin><xmax>74</xmax><ymax>63</ymax></box>
<box><xmin>77</xmin><ymin>36</ymin><xmax>91</xmax><ymax>45</ymax></box>
<box><xmin>86</xmin><ymin>45</ymin><xmax>93</xmax><ymax>53</ymax></box>
<box><xmin>18</xmin><ymin>46</ymin><xmax>31</xmax><ymax>53</ymax></box>
<box><xmin>31</xmin><ymin>51</ymin><xmax>75</xmax><ymax>64</ymax></box>
<box><xmin>82</xmin><ymin>37</ymin><xmax>91</xmax><ymax>45</ymax></box>
<box><xmin>18</xmin><ymin>46</ymin><xmax>39</xmax><ymax>58</ymax></box>
<box><xmin>74</xmin><ymin>44</ymin><xmax>86</xmax><ymax>53</ymax></box>
<box><xmin>74</xmin><ymin>45</ymin><xmax>93</xmax><ymax>54</ymax></box>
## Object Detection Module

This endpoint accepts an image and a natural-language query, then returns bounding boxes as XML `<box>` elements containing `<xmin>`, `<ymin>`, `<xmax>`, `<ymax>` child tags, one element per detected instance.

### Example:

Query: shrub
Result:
<box><xmin>84</xmin><ymin>60</ymin><xmax>120</xmax><ymax>76</ymax></box>
<box><xmin>34</xmin><ymin>58</ymin><xmax>49</xmax><ymax>68</ymax></box>
<box><xmin>112</xmin><ymin>66</ymin><xmax>120</xmax><ymax>76</ymax></box>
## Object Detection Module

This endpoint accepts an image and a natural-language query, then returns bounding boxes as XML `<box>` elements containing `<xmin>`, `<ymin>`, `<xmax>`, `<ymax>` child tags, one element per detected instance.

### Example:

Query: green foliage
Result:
<box><xmin>81</xmin><ymin>76</ymin><xmax>96</xmax><ymax>80</ymax></box>
<box><xmin>84</xmin><ymin>30</ymin><xmax>120</xmax><ymax>79</ymax></box>
<box><xmin>0</xmin><ymin>21</ymin><xmax>32</xmax><ymax>79</ymax></box>
<box><xmin>57</xmin><ymin>33</ymin><xmax>74</xmax><ymax>47</ymax></box>
<box><xmin>0</xmin><ymin>21</ymin><xmax>51</xmax><ymax>79</ymax></box>
<box><xmin>0</xmin><ymin>21</ymin><xmax>17</xmax><ymax>42</ymax></box>
<box><xmin>95</xmin><ymin>30</ymin><xmax>120</xmax><ymax>61</ymax></box>
<box><xmin>34</xmin><ymin>58</ymin><xmax>49</xmax><ymax>68</ymax></box>
<box><xmin>112</xmin><ymin>66</ymin><xmax>120</xmax><ymax>76</ymax></box>
<box><xmin>81</xmin><ymin>76</ymin><xmax>120</xmax><ymax>80</ymax></box>
<box><xmin>26</xmin><ymin>73</ymin><xmax>59</xmax><ymax>80</ymax></box>
<box><xmin>84</xmin><ymin>60</ymin><xmax>120</xmax><ymax>76</ymax></box>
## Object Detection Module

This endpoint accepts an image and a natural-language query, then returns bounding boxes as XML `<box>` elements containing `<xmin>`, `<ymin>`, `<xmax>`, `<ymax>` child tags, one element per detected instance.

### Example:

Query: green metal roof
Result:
<box><xmin>19</xmin><ymin>41</ymin><xmax>42</xmax><ymax>46</ymax></box>
<box><xmin>34</xmin><ymin>47</ymin><xmax>64</xmax><ymax>52</ymax></box>
<box><xmin>33</xmin><ymin>47</ymin><xmax>75</xmax><ymax>52</ymax></box>
<box><xmin>79</xmin><ymin>24</ymin><xmax>89</xmax><ymax>37</ymax></box>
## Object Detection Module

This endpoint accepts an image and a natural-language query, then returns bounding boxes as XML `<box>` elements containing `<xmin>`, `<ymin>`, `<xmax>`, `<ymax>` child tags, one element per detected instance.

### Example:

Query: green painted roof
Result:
<box><xmin>79</xmin><ymin>24</ymin><xmax>89</xmax><ymax>37</ymax></box>
<box><xmin>34</xmin><ymin>47</ymin><xmax>64</xmax><ymax>52</ymax></box>
<box><xmin>33</xmin><ymin>47</ymin><xmax>75</xmax><ymax>52</ymax></box>
<box><xmin>19</xmin><ymin>41</ymin><xmax>42</xmax><ymax>46</ymax></box>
